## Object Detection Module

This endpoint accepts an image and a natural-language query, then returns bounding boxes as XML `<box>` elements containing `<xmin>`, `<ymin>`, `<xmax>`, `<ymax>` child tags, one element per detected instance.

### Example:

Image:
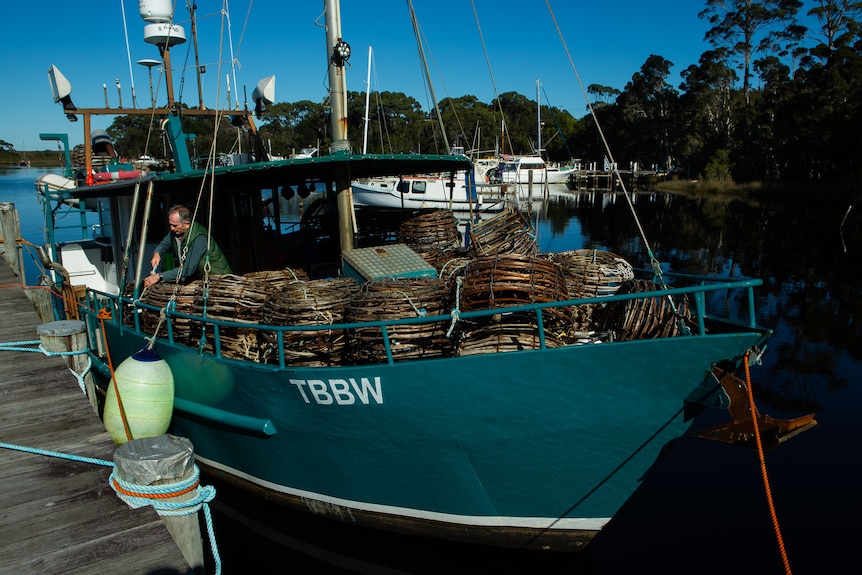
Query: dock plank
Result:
<box><xmin>0</xmin><ymin>261</ymin><xmax>193</xmax><ymax>574</ymax></box>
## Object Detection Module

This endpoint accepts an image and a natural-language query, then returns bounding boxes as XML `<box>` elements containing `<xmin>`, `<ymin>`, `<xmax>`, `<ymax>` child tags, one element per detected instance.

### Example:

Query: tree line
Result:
<box><xmin>9</xmin><ymin>1</ymin><xmax>861</xmax><ymax>191</ymax></box>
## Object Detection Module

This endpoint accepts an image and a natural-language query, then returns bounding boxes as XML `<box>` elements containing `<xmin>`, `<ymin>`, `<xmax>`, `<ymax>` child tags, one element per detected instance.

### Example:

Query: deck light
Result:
<box><xmin>332</xmin><ymin>40</ymin><xmax>351</xmax><ymax>67</ymax></box>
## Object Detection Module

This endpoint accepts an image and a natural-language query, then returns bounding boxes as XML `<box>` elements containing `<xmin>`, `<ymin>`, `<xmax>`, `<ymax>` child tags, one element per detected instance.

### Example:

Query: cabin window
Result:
<box><xmin>397</xmin><ymin>180</ymin><xmax>410</xmax><ymax>194</ymax></box>
<box><xmin>412</xmin><ymin>181</ymin><xmax>427</xmax><ymax>194</ymax></box>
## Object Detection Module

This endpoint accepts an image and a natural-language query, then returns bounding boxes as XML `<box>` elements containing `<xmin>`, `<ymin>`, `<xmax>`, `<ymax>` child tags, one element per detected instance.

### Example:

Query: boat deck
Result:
<box><xmin>0</xmin><ymin>261</ymin><xmax>192</xmax><ymax>574</ymax></box>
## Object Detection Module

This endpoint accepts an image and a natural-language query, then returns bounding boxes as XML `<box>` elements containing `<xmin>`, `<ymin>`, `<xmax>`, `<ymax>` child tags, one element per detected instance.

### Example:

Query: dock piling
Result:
<box><xmin>113</xmin><ymin>435</ymin><xmax>207</xmax><ymax>574</ymax></box>
<box><xmin>37</xmin><ymin>319</ymin><xmax>98</xmax><ymax>413</ymax></box>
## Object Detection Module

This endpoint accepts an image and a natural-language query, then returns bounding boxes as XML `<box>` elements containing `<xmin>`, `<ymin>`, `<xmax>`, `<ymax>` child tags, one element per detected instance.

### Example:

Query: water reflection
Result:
<box><xmin>538</xmin><ymin>190</ymin><xmax>861</xmax><ymax>408</ymax></box>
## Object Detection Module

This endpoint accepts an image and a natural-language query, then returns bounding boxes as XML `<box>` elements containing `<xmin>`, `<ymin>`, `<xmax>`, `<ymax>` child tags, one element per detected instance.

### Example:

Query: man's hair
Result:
<box><xmin>168</xmin><ymin>204</ymin><xmax>192</xmax><ymax>224</ymax></box>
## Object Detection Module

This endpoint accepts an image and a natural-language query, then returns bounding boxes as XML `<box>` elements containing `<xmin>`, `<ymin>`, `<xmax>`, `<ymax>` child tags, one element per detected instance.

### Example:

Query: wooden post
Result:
<box><xmin>0</xmin><ymin>202</ymin><xmax>23</xmax><ymax>279</ymax></box>
<box><xmin>37</xmin><ymin>319</ymin><xmax>97</xmax><ymax>413</ymax></box>
<box><xmin>114</xmin><ymin>435</ymin><xmax>205</xmax><ymax>574</ymax></box>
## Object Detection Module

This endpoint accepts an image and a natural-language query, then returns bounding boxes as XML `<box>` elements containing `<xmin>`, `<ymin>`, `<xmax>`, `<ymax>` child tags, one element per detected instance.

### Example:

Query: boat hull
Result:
<box><xmin>97</xmin><ymin>320</ymin><xmax>765</xmax><ymax>550</ymax></box>
<box><xmin>500</xmin><ymin>168</ymin><xmax>576</xmax><ymax>185</ymax></box>
<box><xmin>352</xmin><ymin>177</ymin><xmax>503</xmax><ymax>212</ymax></box>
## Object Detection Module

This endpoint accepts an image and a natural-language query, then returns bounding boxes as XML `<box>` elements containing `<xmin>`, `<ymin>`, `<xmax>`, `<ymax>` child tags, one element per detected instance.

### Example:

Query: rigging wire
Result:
<box><xmin>233</xmin><ymin>0</ymin><xmax>254</xmax><ymax>63</ymax></box>
<box><xmin>407</xmin><ymin>0</ymin><xmax>449</xmax><ymax>153</ymax></box>
<box><xmin>541</xmin><ymin>85</ymin><xmax>576</xmax><ymax>160</ymax></box>
<box><xmin>469</xmin><ymin>0</ymin><xmax>513</xmax><ymax>155</ymax></box>
<box><xmin>544</xmin><ymin>0</ymin><xmax>667</xmax><ymax>287</ymax></box>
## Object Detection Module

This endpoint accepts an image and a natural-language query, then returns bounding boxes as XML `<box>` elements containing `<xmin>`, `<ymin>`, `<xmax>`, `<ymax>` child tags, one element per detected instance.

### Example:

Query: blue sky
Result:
<box><xmin>3</xmin><ymin>1</ymin><xmax>713</xmax><ymax>151</ymax></box>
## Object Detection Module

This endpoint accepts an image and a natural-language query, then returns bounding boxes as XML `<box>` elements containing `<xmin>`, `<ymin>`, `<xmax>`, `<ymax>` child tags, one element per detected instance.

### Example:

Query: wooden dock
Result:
<box><xmin>0</xmin><ymin>261</ymin><xmax>193</xmax><ymax>574</ymax></box>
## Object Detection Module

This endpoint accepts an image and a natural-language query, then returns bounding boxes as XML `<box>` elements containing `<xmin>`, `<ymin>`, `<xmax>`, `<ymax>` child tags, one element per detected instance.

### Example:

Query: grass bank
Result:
<box><xmin>651</xmin><ymin>177</ymin><xmax>860</xmax><ymax>205</ymax></box>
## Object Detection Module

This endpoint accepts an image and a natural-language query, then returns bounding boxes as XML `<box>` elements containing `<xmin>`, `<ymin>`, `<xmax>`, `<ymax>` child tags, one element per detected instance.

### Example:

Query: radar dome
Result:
<box><xmin>144</xmin><ymin>23</ymin><xmax>187</xmax><ymax>46</ymax></box>
<box><xmin>139</xmin><ymin>0</ymin><xmax>174</xmax><ymax>23</ymax></box>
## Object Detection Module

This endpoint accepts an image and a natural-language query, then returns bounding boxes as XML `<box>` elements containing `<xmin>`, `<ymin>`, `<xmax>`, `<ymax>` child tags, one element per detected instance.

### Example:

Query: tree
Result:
<box><xmin>587</xmin><ymin>84</ymin><xmax>621</xmax><ymax>106</ymax></box>
<box><xmin>699</xmin><ymin>0</ymin><xmax>803</xmax><ymax>106</ymax></box>
<box><xmin>806</xmin><ymin>0</ymin><xmax>862</xmax><ymax>62</ymax></box>
<box><xmin>258</xmin><ymin>100</ymin><xmax>328</xmax><ymax>156</ymax></box>
<box><xmin>677</xmin><ymin>50</ymin><xmax>740</xmax><ymax>177</ymax></box>
<box><xmin>616</xmin><ymin>55</ymin><xmax>679</xmax><ymax>170</ymax></box>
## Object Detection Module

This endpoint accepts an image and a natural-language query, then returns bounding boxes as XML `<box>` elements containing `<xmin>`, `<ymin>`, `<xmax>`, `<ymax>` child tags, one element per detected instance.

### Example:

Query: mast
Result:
<box><xmin>536</xmin><ymin>78</ymin><xmax>541</xmax><ymax>157</ymax></box>
<box><xmin>363</xmin><ymin>46</ymin><xmax>372</xmax><ymax>154</ymax></box>
<box><xmin>189</xmin><ymin>1</ymin><xmax>205</xmax><ymax>109</ymax></box>
<box><xmin>324</xmin><ymin>0</ymin><xmax>355</xmax><ymax>253</ymax></box>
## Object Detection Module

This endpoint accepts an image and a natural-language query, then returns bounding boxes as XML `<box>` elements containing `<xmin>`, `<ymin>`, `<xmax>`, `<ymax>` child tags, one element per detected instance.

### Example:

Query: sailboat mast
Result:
<box><xmin>536</xmin><ymin>78</ymin><xmax>541</xmax><ymax>157</ymax></box>
<box><xmin>363</xmin><ymin>46</ymin><xmax>372</xmax><ymax>154</ymax></box>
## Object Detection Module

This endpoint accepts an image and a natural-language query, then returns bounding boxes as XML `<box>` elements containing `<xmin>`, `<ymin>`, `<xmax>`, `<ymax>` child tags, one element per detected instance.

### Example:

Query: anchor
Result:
<box><xmin>696</xmin><ymin>366</ymin><xmax>817</xmax><ymax>450</ymax></box>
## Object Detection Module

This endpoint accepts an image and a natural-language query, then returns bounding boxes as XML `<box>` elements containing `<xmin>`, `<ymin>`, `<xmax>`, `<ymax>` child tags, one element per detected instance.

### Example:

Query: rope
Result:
<box><xmin>0</xmin><ymin>441</ymin><xmax>221</xmax><ymax>575</ymax></box>
<box><xmin>98</xmin><ymin>307</ymin><xmax>133</xmax><ymax>443</ymax></box>
<box><xmin>395</xmin><ymin>290</ymin><xmax>426</xmax><ymax>317</ymax></box>
<box><xmin>0</xmin><ymin>340</ymin><xmax>93</xmax><ymax>394</ymax></box>
<box><xmin>743</xmin><ymin>351</ymin><xmax>793</xmax><ymax>575</ymax></box>
<box><xmin>446</xmin><ymin>277</ymin><xmax>463</xmax><ymax>338</ymax></box>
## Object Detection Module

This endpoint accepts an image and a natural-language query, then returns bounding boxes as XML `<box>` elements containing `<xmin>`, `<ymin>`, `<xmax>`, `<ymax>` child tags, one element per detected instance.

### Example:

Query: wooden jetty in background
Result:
<box><xmin>569</xmin><ymin>168</ymin><xmax>665</xmax><ymax>190</ymax></box>
<box><xmin>0</xmin><ymin>260</ymin><xmax>192</xmax><ymax>574</ymax></box>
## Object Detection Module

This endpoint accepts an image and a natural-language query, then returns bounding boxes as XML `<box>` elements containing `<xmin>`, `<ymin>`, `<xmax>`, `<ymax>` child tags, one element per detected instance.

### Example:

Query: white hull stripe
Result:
<box><xmin>197</xmin><ymin>455</ymin><xmax>610</xmax><ymax>531</ymax></box>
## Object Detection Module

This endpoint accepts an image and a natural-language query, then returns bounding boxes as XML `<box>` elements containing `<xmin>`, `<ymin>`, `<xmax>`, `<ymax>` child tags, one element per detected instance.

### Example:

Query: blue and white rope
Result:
<box><xmin>0</xmin><ymin>339</ymin><xmax>93</xmax><ymax>395</ymax></box>
<box><xmin>0</xmin><ymin>441</ymin><xmax>221</xmax><ymax>574</ymax></box>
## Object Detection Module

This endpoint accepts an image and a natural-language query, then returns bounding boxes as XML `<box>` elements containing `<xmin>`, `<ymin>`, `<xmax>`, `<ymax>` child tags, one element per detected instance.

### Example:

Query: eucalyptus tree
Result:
<box><xmin>699</xmin><ymin>0</ymin><xmax>803</xmax><ymax>106</ymax></box>
<box><xmin>587</xmin><ymin>84</ymin><xmax>621</xmax><ymax>106</ymax></box>
<box><xmin>806</xmin><ymin>0</ymin><xmax>862</xmax><ymax>60</ymax></box>
<box><xmin>437</xmin><ymin>95</ymin><xmax>501</xmax><ymax>156</ymax></box>
<box><xmin>615</xmin><ymin>55</ymin><xmax>679</xmax><ymax>170</ymax></box>
<box><xmin>492</xmin><ymin>91</ymin><xmax>539</xmax><ymax>156</ymax></box>
<box><xmin>677</xmin><ymin>50</ymin><xmax>740</xmax><ymax>177</ymax></box>
<box><xmin>781</xmin><ymin>1</ymin><xmax>862</xmax><ymax>184</ymax></box>
<box><xmin>257</xmin><ymin>100</ymin><xmax>329</xmax><ymax>157</ymax></box>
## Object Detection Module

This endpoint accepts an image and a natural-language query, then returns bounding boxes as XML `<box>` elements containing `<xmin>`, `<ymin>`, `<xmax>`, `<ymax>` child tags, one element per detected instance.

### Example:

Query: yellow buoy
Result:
<box><xmin>103</xmin><ymin>348</ymin><xmax>175</xmax><ymax>445</ymax></box>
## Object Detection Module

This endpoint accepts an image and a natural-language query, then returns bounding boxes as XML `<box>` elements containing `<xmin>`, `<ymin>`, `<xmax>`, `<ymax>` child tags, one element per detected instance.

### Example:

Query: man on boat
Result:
<box><xmin>143</xmin><ymin>204</ymin><xmax>232</xmax><ymax>287</ymax></box>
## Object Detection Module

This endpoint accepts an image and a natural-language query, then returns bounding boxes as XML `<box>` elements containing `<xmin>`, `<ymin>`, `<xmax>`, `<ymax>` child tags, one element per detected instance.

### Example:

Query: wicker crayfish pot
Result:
<box><xmin>260</xmin><ymin>277</ymin><xmax>359</xmax><ymax>367</ymax></box>
<box><xmin>455</xmin><ymin>253</ymin><xmax>572</xmax><ymax>355</ymax></box>
<box><xmin>344</xmin><ymin>277</ymin><xmax>452</xmax><ymax>364</ymax></box>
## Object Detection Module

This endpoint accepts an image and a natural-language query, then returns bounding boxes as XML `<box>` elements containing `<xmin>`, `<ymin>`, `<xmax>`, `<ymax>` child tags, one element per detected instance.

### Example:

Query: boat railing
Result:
<box><xmin>79</xmin><ymin>274</ymin><xmax>765</xmax><ymax>368</ymax></box>
<box><xmin>37</xmin><ymin>182</ymin><xmax>93</xmax><ymax>243</ymax></box>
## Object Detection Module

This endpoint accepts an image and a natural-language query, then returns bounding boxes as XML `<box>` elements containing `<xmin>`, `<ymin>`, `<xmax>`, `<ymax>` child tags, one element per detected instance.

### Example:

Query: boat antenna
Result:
<box><xmin>120</xmin><ymin>0</ymin><xmax>138</xmax><ymax>108</ymax></box>
<box><xmin>188</xmin><ymin>1</ymin><xmax>205</xmax><ymax>109</ymax></box>
<box><xmin>545</xmin><ymin>0</ymin><xmax>666</xmax><ymax>286</ymax></box>
<box><xmin>223</xmin><ymin>0</ymin><xmax>240</xmax><ymax>109</ymax></box>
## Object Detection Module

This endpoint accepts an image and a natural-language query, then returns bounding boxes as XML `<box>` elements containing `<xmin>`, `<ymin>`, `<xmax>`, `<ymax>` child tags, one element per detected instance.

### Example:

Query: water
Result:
<box><xmin>3</xmin><ymin>169</ymin><xmax>860</xmax><ymax>573</ymax></box>
<box><xmin>0</xmin><ymin>166</ymin><xmax>98</xmax><ymax>286</ymax></box>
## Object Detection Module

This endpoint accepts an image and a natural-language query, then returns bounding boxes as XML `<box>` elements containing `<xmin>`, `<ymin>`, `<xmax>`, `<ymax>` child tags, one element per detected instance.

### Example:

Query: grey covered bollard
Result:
<box><xmin>112</xmin><ymin>435</ymin><xmax>214</xmax><ymax>574</ymax></box>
